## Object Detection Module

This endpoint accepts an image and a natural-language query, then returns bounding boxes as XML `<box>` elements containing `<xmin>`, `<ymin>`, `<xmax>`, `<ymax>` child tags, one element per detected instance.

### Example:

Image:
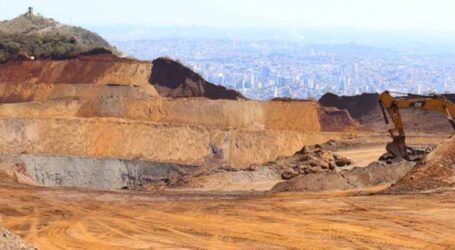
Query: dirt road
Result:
<box><xmin>1</xmin><ymin>185</ymin><xmax>455</xmax><ymax>249</ymax></box>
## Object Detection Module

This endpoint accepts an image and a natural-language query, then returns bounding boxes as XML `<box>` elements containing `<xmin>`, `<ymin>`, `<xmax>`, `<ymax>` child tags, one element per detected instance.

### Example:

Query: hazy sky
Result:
<box><xmin>1</xmin><ymin>0</ymin><xmax>455</xmax><ymax>31</ymax></box>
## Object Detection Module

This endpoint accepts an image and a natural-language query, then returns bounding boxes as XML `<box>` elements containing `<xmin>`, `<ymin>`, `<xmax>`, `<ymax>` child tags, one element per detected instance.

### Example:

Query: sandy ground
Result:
<box><xmin>1</xmin><ymin>185</ymin><xmax>455</xmax><ymax>249</ymax></box>
<box><xmin>337</xmin><ymin>146</ymin><xmax>385</xmax><ymax>167</ymax></box>
<box><xmin>0</xmin><ymin>134</ymin><xmax>453</xmax><ymax>249</ymax></box>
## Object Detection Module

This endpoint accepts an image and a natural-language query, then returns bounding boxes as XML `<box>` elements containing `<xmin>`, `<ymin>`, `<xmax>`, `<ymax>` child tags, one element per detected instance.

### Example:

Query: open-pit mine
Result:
<box><xmin>1</xmin><ymin>31</ymin><xmax>455</xmax><ymax>250</ymax></box>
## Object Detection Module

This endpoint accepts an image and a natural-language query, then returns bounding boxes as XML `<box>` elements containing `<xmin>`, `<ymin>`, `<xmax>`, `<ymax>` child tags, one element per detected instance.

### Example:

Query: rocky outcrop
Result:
<box><xmin>150</xmin><ymin>58</ymin><xmax>244</xmax><ymax>100</ymax></box>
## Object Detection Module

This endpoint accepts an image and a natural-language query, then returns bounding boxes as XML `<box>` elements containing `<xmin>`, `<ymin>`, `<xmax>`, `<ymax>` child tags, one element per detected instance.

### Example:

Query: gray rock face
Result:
<box><xmin>1</xmin><ymin>155</ymin><xmax>198</xmax><ymax>190</ymax></box>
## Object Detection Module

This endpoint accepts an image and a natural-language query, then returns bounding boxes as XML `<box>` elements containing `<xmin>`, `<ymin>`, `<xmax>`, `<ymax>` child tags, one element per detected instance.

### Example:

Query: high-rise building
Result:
<box><xmin>250</xmin><ymin>74</ymin><xmax>256</xmax><ymax>88</ymax></box>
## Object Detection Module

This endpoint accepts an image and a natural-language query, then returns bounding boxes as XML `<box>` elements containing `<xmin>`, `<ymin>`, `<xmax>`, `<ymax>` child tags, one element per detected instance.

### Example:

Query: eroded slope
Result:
<box><xmin>150</xmin><ymin>57</ymin><xmax>244</xmax><ymax>100</ymax></box>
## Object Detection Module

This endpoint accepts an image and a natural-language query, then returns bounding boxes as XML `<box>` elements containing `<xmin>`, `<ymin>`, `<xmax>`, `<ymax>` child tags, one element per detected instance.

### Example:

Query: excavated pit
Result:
<box><xmin>0</xmin><ymin>54</ymin><xmax>358</xmax><ymax>192</ymax></box>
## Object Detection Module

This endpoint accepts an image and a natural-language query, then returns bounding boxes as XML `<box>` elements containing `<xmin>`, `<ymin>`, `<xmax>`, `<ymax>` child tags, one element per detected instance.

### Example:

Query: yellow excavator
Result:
<box><xmin>378</xmin><ymin>91</ymin><xmax>455</xmax><ymax>159</ymax></box>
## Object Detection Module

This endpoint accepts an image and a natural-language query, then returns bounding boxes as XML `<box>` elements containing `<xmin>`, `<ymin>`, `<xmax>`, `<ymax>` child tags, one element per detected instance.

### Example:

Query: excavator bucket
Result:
<box><xmin>385</xmin><ymin>135</ymin><xmax>408</xmax><ymax>160</ymax></box>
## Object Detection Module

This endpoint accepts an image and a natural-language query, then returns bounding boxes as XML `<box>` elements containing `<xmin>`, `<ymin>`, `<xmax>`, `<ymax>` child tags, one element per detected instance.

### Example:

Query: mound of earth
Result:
<box><xmin>386</xmin><ymin>136</ymin><xmax>455</xmax><ymax>193</ymax></box>
<box><xmin>150</xmin><ymin>57</ymin><xmax>245</xmax><ymax>100</ymax></box>
<box><xmin>263</xmin><ymin>144</ymin><xmax>353</xmax><ymax>180</ymax></box>
<box><xmin>319</xmin><ymin>92</ymin><xmax>455</xmax><ymax>134</ymax></box>
<box><xmin>319</xmin><ymin>92</ymin><xmax>379</xmax><ymax>119</ymax></box>
<box><xmin>318</xmin><ymin>106</ymin><xmax>359</xmax><ymax>132</ymax></box>
<box><xmin>270</xmin><ymin>143</ymin><xmax>437</xmax><ymax>193</ymax></box>
<box><xmin>0</xmin><ymin>227</ymin><xmax>35</xmax><ymax>250</ymax></box>
<box><xmin>0</xmin><ymin>10</ymin><xmax>118</xmax><ymax>62</ymax></box>
<box><xmin>169</xmin><ymin>144</ymin><xmax>354</xmax><ymax>191</ymax></box>
<box><xmin>271</xmin><ymin>160</ymin><xmax>416</xmax><ymax>192</ymax></box>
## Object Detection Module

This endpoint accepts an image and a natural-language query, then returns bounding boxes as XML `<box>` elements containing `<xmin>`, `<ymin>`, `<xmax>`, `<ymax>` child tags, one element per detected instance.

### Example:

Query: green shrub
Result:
<box><xmin>0</xmin><ymin>31</ymin><xmax>112</xmax><ymax>63</ymax></box>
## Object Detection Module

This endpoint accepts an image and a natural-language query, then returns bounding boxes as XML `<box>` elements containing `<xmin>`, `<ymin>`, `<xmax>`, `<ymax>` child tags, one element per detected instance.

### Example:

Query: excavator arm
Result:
<box><xmin>378</xmin><ymin>91</ymin><xmax>455</xmax><ymax>159</ymax></box>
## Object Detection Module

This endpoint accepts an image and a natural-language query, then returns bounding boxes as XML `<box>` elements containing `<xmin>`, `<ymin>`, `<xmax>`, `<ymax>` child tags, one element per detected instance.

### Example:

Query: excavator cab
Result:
<box><xmin>378</xmin><ymin>91</ymin><xmax>455</xmax><ymax>159</ymax></box>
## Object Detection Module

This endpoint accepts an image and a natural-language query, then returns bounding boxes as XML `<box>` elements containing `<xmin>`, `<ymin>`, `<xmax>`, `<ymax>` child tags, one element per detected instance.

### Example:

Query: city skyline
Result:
<box><xmin>2</xmin><ymin>1</ymin><xmax>455</xmax><ymax>99</ymax></box>
<box><xmin>2</xmin><ymin>0</ymin><xmax>455</xmax><ymax>32</ymax></box>
<box><xmin>114</xmin><ymin>38</ymin><xmax>455</xmax><ymax>100</ymax></box>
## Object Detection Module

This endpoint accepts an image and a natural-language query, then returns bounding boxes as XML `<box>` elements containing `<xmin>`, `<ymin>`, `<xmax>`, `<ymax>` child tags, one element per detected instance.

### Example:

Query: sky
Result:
<box><xmin>1</xmin><ymin>0</ymin><xmax>455</xmax><ymax>32</ymax></box>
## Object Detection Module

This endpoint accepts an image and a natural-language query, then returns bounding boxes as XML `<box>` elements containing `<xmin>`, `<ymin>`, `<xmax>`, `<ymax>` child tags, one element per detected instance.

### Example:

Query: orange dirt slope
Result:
<box><xmin>387</xmin><ymin>135</ymin><xmax>455</xmax><ymax>193</ymax></box>
<box><xmin>0</xmin><ymin>54</ymin><xmax>158</xmax><ymax>100</ymax></box>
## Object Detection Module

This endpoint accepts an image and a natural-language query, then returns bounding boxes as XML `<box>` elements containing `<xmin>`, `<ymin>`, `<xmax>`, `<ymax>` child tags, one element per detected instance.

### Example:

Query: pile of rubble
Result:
<box><xmin>0</xmin><ymin>227</ymin><xmax>35</xmax><ymax>250</ymax></box>
<box><xmin>386</xmin><ymin>136</ymin><xmax>455</xmax><ymax>193</ymax></box>
<box><xmin>271</xmin><ymin>141</ymin><xmax>440</xmax><ymax>193</ymax></box>
<box><xmin>263</xmin><ymin>144</ymin><xmax>352</xmax><ymax>180</ymax></box>
<box><xmin>379</xmin><ymin>145</ymin><xmax>437</xmax><ymax>163</ymax></box>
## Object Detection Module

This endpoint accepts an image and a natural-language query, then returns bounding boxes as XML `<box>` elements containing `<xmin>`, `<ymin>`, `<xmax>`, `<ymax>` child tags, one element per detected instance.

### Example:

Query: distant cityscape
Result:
<box><xmin>112</xmin><ymin>39</ymin><xmax>455</xmax><ymax>99</ymax></box>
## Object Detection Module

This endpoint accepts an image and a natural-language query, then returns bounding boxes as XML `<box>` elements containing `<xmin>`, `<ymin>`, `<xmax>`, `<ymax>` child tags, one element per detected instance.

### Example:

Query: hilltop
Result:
<box><xmin>0</xmin><ymin>8</ymin><xmax>118</xmax><ymax>62</ymax></box>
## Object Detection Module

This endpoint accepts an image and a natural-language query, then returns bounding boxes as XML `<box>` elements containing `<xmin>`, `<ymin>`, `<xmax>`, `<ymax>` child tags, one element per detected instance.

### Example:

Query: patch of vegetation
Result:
<box><xmin>0</xmin><ymin>13</ymin><xmax>57</xmax><ymax>34</ymax></box>
<box><xmin>0</xmin><ymin>32</ymin><xmax>89</xmax><ymax>62</ymax></box>
<box><xmin>0</xmin><ymin>12</ymin><xmax>118</xmax><ymax>63</ymax></box>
